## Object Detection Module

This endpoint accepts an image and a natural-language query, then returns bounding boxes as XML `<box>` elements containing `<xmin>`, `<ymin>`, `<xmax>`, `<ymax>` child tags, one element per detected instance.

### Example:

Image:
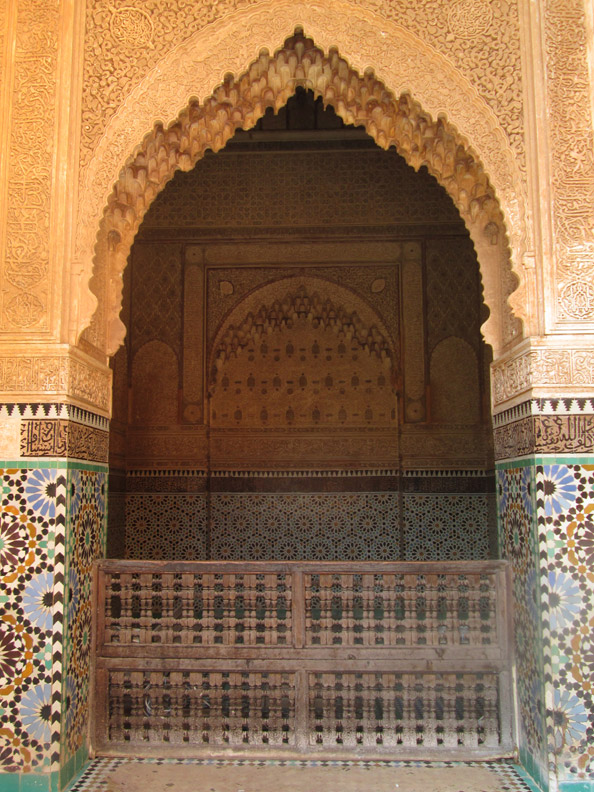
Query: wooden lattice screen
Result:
<box><xmin>91</xmin><ymin>560</ymin><xmax>513</xmax><ymax>757</ymax></box>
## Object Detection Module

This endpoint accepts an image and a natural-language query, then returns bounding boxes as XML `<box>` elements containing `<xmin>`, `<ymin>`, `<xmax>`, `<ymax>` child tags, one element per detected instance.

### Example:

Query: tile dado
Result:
<box><xmin>497</xmin><ymin>459</ymin><xmax>594</xmax><ymax>789</ymax></box>
<box><xmin>535</xmin><ymin>462</ymin><xmax>594</xmax><ymax>786</ymax></box>
<box><xmin>0</xmin><ymin>465</ymin><xmax>67</xmax><ymax>775</ymax></box>
<box><xmin>0</xmin><ymin>457</ymin><xmax>106</xmax><ymax>791</ymax></box>
<box><xmin>496</xmin><ymin>463</ymin><xmax>548</xmax><ymax>790</ymax></box>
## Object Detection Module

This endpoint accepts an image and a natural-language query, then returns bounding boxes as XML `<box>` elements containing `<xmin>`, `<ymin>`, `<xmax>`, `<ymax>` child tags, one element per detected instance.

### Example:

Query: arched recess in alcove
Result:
<box><xmin>131</xmin><ymin>340</ymin><xmax>179</xmax><ymax>426</ymax></box>
<box><xmin>96</xmin><ymin>11</ymin><xmax>504</xmax><ymax>564</ymax></box>
<box><xmin>75</xmin><ymin>7</ymin><xmax>528</xmax><ymax>360</ymax></box>
<box><xmin>430</xmin><ymin>337</ymin><xmax>480</xmax><ymax>424</ymax></box>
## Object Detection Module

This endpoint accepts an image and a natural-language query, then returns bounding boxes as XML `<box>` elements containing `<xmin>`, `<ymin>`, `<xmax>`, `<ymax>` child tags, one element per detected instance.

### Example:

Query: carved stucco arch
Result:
<box><xmin>76</xmin><ymin>0</ymin><xmax>529</xmax><ymax>358</ymax></box>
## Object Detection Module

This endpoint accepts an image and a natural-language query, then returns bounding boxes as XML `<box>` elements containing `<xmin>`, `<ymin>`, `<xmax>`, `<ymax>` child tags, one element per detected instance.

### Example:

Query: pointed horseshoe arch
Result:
<box><xmin>75</xmin><ymin>1</ymin><xmax>528</xmax><ymax>357</ymax></box>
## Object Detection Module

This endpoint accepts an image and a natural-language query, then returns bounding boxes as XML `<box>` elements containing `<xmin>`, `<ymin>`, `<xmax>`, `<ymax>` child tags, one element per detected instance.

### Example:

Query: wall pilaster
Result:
<box><xmin>494</xmin><ymin>339</ymin><xmax>594</xmax><ymax>792</ymax></box>
<box><xmin>0</xmin><ymin>346</ymin><xmax>110</xmax><ymax>791</ymax></box>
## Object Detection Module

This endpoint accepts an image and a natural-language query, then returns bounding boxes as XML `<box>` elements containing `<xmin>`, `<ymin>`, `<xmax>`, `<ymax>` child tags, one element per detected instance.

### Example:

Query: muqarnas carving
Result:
<box><xmin>210</xmin><ymin>283</ymin><xmax>396</xmax><ymax>431</ymax></box>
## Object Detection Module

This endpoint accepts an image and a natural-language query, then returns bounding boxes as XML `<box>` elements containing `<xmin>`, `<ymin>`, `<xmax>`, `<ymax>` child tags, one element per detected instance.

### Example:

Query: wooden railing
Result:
<box><xmin>91</xmin><ymin>560</ymin><xmax>513</xmax><ymax>757</ymax></box>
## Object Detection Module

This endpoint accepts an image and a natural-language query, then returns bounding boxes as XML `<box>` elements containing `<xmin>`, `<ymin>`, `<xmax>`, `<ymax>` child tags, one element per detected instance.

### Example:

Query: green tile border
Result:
<box><xmin>0</xmin><ymin>460</ymin><xmax>65</xmax><ymax>469</ymax></box>
<box><xmin>0</xmin><ymin>768</ymin><xmax>62</xmax><ymax>792</ymax></box>
<box><xmin>0</xmin><ymin>460</ymin><xmax>108</xmax><ymax>472</ymax></box>
<box><xmin>558</xmin><ymin>783</ymin><xmax>594</xmax><ymax>792</ymax></box>
<box><xmin>64</xmin><ymin>461</ymin><xmax>108</xmax><ymax>472</ymax></box>
<box><xmin>59</xmin><ymin>745</ymin><xmax>89</xmax><ymax>792</ymax></box>
<box><xmin>0</xmin><ymin>772</ymin><xmax>21</xmax><ymax>792</ymax></box>
<box><xmin>514</xmin><ymin>762</ymin><xmax>548</xmax><ymax>792</ymax></box>
<box><xmin>496</xmin><ymin>456</ymin><xmax>594</xmax><ymax>470</ymax></box>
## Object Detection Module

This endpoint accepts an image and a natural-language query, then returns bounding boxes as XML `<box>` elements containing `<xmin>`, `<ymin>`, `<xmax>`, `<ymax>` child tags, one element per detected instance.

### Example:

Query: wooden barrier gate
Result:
<box><xmin>91</xmin><ymin>560</ymin><xmax>514</xmax><ymax>757</ymax></box>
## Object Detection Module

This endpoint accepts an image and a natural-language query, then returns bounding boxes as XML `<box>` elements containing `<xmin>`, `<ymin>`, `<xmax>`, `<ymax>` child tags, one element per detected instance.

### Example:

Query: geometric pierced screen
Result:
<box><xmin>305</xmin><ymin>572</ymin><xmax>496</xmax><ymax>647</ymax></box>
<box><xmin>310</xmin><ymin>672</ymin><xmax>500</xmax><ymax>749</ymax></box>
<box><xmin>107</xmin><ymin>670</ymin><xmax>295</xmax><ymax>747</ymax></box>
<box><xmin>104</xmin><ymin>571</ymin><xmax>291</xmax><ymax>646</ymax></box>
<box><xmin>94</xmin><ymin>560</ymin><xmax>513</xmax><ymax>757</ymax></box>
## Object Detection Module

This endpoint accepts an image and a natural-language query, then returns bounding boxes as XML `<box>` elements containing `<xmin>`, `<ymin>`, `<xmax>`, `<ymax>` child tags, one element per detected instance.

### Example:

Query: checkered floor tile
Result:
<box><xmin>66</xmin><ymin>757</ymin><xmax>541</xmax><ymax>792</ymax></box>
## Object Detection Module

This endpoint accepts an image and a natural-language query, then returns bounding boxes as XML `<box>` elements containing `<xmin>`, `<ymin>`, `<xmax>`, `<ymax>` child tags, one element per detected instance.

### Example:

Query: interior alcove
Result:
<box><xmin>106</xmin><ymin>88</ymin><xmax>496</xmax><ymax>562</ymax></box>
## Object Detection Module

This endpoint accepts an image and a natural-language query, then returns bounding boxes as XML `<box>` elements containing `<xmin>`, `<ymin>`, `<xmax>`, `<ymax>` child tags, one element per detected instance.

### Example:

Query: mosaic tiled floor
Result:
<box><xmin>67</xmin><ymin>757</ymin><xmax>541</xmax><ymax>792</ymax></box>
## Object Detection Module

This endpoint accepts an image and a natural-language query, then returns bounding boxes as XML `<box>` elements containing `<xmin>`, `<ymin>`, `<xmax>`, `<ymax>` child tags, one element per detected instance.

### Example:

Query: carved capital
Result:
<box><xmin>0</xmin><ymin>346</ymin><xmax>112</xmax><ymax>415</ymax></box>
<box><xmin>492</xmin><ymin>341</ymin><xmax>594</xmax><ymax>407</ymax></box>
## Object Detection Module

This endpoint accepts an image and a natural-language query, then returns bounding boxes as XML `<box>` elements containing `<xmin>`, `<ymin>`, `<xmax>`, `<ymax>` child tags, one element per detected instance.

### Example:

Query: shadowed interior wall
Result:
<box><xmin>107</xmin><ymin>94</ymin><xmax>496</xmax><ymax>561</ymax></box>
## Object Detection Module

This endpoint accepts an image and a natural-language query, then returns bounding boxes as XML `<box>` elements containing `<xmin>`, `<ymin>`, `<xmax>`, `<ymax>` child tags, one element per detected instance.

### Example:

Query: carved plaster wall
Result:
<box><xmin>544</xmin><ymin>0</ymin><xmax>594</xmax><ymax>328</ymax></box>
<box><xmin>0</xmin><ymin>0</ymin><xmax>60</xmax><ymax>337</ymax></box>
<box><xmin>0</xmin><ymin>0</ymin><xmax>593</xmax><ymax>409</ymax></box>
<box><xmin>80</xmin><ymin>0</ymin><xmax>526</xmax><ymax>172</ymax></box>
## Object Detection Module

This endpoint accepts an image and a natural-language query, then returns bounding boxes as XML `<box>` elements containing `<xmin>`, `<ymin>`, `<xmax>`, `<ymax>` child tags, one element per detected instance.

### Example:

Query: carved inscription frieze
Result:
<box><xmin>400</xmin><ymin>426</ymin><xmax>494</xmax><ymax>469</ymax></box>
<box><xmin>494</xmin><ymin>415</ymin><xmax>594</xmax><ymax>459</ymax></box>
<box><xmin>125</xmin><ymin>427</ymin><xmax>403</xmax><ymax>470</ymax></box>
<box><xmin>22</xmin><ymin>417</ymin><xmax>69</xmax><ymax>456</ymax></box>
<box><xmin>0</xmin><ymin>353</ymin><xmax>111</xmax><ymax>414</ymax></box>
<box><xmin>0</xmin><ymin>355</ymin><xmax>68</xmax><ymax>392</ymax></box>
<box><xmin>535</xmin><ymin>415</ymin><xmax>594</xmax><ymax>453</ymax></box>
<box><xmin>209</xmin><ymin>429</ymin><xmax>400</xmax><ymax>470</ymax></box>
<box><xmin>493</xmin><ymin>417</ymin><xmax>534</xmax><ymax>460</ymax></box>
<box><xmin>21</xmin><ymin>418</ymin><xmax>109</xmax><ymax>462</ymax></box>
<box><xmin>69</xmin><ymin>357</ymin><xmax>111</xmax><ymax>412</ymax></box>
<box><xmin>126</xmin><ymin>428</ymin><xmax>209</xmax><ymax>468</ymax></box>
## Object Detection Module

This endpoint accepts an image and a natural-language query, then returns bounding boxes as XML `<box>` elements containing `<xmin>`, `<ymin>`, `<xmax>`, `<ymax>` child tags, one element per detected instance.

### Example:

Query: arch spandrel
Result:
<box><xmin>75</xmin><ymin>0</ymin><xmax>529</xmax><ymax>357</ymax></box>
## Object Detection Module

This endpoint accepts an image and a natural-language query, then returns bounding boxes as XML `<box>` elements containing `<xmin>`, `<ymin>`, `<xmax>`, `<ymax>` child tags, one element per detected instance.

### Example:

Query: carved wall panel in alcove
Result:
<box><xmin>210</xmin><ymin>285</ymin><xmax>396</xmax><ymax>431</ymax></box>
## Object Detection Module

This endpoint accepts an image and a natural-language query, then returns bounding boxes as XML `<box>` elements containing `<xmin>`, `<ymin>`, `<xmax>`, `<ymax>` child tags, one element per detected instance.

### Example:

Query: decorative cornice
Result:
<box><xmin>124</xmin><ymin>467</ymin><xmax>493</xmax><ymax>478</ymax></box>
<box><xmin>0</xmin><ymin>402</ymin><xmax>110</xmax><ymax>430</ymax></box>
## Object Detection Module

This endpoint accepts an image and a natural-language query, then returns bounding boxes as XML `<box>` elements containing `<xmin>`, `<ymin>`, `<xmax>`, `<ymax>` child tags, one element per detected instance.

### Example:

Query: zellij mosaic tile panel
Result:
<box><xmin>497</xmin><ymin>464</ymin><xmax>547</xmax><ymax>789</ymax></box>
<box><xmin>536</xmin><ymin>463</ymin><xmax>594</xmax><ymax>785</ymax></box>
<box><xmin>62</xmin><ymin>467</ymin><xmax>107</xmax><ymax>763</ymax></box>
<box><xmin>0</xmin><ymin>466</ymin><xmax>66</xmax><ymax>773</ymax></box>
